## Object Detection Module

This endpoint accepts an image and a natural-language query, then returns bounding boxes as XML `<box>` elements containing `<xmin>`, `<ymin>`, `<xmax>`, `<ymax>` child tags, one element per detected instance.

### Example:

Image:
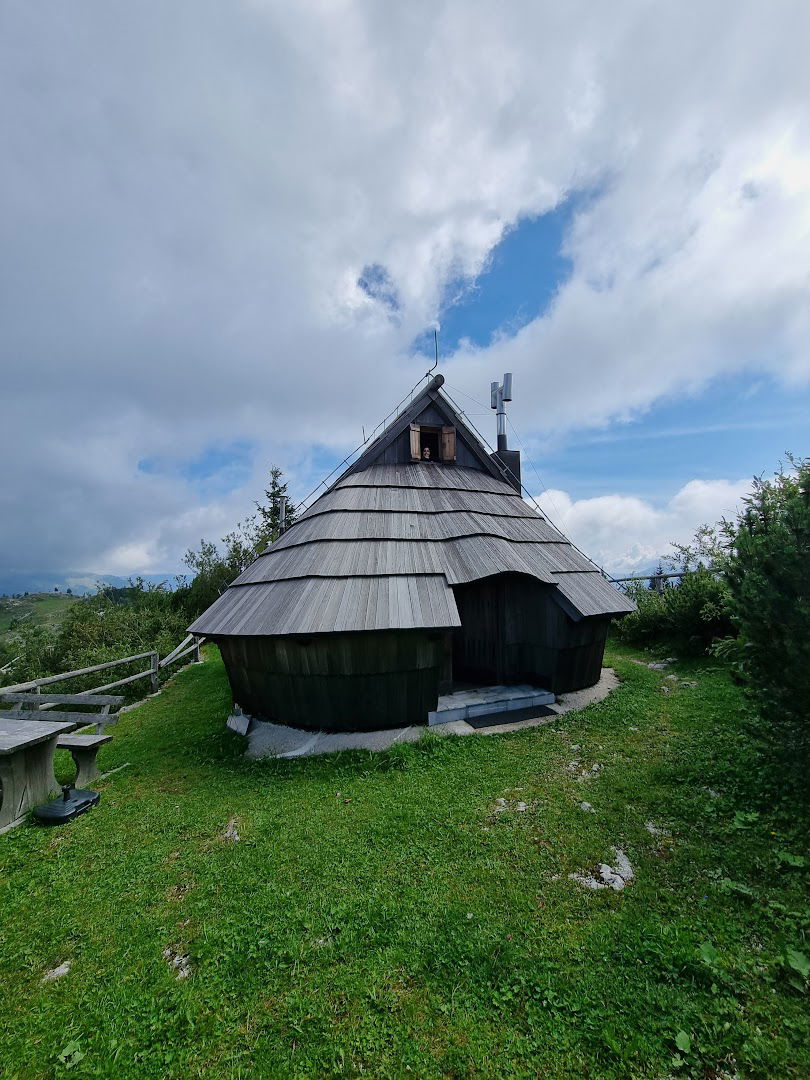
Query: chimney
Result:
<box><xmin>490</xmin><ymin>373</ymin><xmax>521</xmax><ymax>492</ymax></box>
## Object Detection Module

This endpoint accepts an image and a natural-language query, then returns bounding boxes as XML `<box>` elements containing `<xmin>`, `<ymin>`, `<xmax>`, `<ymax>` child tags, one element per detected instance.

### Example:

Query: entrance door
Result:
<box><xmin>451</xmin><ymin>577</ymin><xmax>506</xmax><ymax>684</ymax></box>
<box><xmin>451</xmin><ymin>574</ymin><xmax>556</xmax><ymax>688</ymax></box>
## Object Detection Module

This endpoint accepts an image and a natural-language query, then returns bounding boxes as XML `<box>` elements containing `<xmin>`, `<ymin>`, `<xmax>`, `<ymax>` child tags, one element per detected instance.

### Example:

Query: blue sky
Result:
<box><xmin>414</xmin><ymin>204</ymin><xmax>575</xmax><ymax>354</ymax></box>
<box><xmin>428</xmin><ymin>206</ymin><xmax>808</xmax><ymax>498</ymax></box>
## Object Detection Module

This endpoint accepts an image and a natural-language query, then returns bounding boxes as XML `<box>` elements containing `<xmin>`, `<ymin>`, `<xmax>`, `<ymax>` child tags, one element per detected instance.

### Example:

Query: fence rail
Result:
<box><xmin>0</xmin><ymin>635</ymin><xmax>204</xmax><ymax>699</ymax></box>
<box><xmin>612</xmin><ymin>570</ymin><xmax>707</xmax><ymax>594</ymax></box>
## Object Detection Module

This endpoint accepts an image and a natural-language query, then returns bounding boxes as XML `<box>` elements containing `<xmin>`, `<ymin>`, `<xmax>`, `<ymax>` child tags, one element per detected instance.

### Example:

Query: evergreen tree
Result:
<box><xmin>255</xmin><ymin>466</ymin><xmax>297</xmax><ymax>552</ymax></box>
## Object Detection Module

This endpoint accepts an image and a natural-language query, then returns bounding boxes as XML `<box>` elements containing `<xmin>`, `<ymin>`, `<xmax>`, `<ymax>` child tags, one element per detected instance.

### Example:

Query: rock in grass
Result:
<box><xmin>163</xmin><ymin>946</ymin><xmax>191</xmax><ymax>979</ymax></box>
<box><xmin>569</xmin><ymin>848</ymin><xmax>634</xmax><ymax>892</ymax></box>
<box><xmin>42</xmin><ymin>961</ymin><xmax>70</xmax><ymax>982</ymax></box>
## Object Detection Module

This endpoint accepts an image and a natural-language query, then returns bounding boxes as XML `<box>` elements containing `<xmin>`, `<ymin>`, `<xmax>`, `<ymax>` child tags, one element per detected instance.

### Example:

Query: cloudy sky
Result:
<box><xmin>2</xmin><ymin>0</ymin><xmax>809</xmax><ymax>585</ymax></box>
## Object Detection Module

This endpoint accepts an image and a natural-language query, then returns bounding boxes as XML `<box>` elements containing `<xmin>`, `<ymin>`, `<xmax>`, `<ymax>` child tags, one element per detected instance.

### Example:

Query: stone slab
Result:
<box><xmin>429</xmin><ymin>684</ymin><xmax>554</xmax><ymax>724</ymax></box>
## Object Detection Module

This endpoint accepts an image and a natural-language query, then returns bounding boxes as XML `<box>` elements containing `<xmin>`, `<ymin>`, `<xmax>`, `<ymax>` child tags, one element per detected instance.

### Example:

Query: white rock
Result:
<box><xmin>599</xmin><ymin>864</ymin><xmax>626</xmax><ymax>890</ymax></box>
<box><xmin>612</xmin><ymin>848</ymin><xmax>634</xmax><ymax>882</ymax></box>
<box><xmin>580</xmin><ymin>802</ymin><xmax>595</xmax><ymax>813</ymax></box>
<box><xmin>163</xmin><ymin>946</ymin><xmax>192</xmax><ymax>980</ymax></box>
<box><xmin>570</xmin><ymin>848</ymin><xmax>634</xmax><ymax>892</ymax></box>
<box><xmin>568</xmin><ymin>872</ymin><xmax>607</xmax><ymax>890</ymax></box>
<box><xmin>42</xmin><ymin>961</ymin><xmax>70</xmax><ymax>982</ymax></box>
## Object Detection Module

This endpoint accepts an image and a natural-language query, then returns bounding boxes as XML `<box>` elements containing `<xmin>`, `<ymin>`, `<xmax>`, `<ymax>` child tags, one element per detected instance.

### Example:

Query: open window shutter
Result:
<box><xmin>410</xmin><ymin>423</ymin><xmax>421</xmax><ymax>460</ymax></box>
<box><xmin>441</xmin><ymin>426</ymin><xmax>456</xmax><ymax>462</ymax></box>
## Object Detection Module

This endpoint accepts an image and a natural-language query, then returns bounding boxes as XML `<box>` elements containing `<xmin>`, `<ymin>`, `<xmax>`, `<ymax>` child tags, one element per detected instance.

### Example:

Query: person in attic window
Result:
<box><xmin>422</xmin><ymin>446</ymin><xmax>431</xmax><ymax>460</ymax></box>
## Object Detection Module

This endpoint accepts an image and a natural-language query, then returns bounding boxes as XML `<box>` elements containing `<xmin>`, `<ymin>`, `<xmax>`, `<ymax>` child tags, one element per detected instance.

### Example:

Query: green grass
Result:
<box><xmin>0</xmin><ymin>645</ymin><xmax>807</xmax><ymax>1078</ymax></box>
<box><xmin>0</xmin><ymin>592</ymin><xmax>79</xmax><ymax>637</ymax></box>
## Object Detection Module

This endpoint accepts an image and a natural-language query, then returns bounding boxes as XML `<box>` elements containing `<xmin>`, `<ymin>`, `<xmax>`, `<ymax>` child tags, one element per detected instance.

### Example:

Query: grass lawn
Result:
<box><xmin>0</xmin><ymin>644</ymin><xmax>807</xmax><ymax>1078</ymax></box>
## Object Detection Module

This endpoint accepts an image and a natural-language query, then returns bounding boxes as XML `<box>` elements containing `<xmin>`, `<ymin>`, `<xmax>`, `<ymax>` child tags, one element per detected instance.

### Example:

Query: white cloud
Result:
<box><xmin>1</xmin><ymin>2</ymin><xmax>808</xmax><ymax>573</ymax></box>
<box><xmin>534</xmin><ymin>479</ymin><xmax>750</xmax><ymax>575</ymax></box>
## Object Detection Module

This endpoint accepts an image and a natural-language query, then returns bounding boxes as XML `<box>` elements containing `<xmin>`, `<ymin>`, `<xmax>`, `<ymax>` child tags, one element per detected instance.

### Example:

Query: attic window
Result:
<box><xmin>410</xmin><ymin>423</ymin><xmax>456</xmax><ymax>463</ymax></box>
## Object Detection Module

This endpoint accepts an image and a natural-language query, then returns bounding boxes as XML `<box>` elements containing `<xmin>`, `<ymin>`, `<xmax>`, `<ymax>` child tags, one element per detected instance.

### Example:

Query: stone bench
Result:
<box><xmin>54</xmin><ymin>733</ymin><xmax>113</xmax><ymax>787</ymax></box>
<box><xmin>0</xmin><ymin>692</ymin><xmax>123</xmax><ymax>788</ymax></box>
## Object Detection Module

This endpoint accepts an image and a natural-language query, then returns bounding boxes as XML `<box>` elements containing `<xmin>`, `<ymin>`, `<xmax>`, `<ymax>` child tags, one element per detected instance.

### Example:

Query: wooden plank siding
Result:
<box><xmin>452</xmin><ymin>575</ymin><xmax>610</xmax><ymax>693</ymax></box>
<box><xmin>216</xmin><ymin>631</ymin><xmax>444</xmax><ymax>732</ymax></box>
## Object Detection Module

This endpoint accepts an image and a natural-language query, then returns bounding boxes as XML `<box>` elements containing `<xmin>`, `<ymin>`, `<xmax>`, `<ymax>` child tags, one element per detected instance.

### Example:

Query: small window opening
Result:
<box><xmin>410</xmin><ymin>422</ymin><xmax>456</xmax><ymax>462</ymax></box>
<box><xmin>420</xmin><ymin>427</ymin><xmax>440</xmax><ymax>461</ymax></box>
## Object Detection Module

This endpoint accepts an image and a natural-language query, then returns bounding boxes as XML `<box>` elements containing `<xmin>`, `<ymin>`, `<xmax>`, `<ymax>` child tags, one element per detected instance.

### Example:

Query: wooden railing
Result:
<box><xmin>0</xmin><ymin>634</ymin><xmax>204</xmax><ymax>699</ymax></box>
<box><xmin>612</xmin><ymin>570</ymin><xmax>702</xmax><ymax>594</ymax></box>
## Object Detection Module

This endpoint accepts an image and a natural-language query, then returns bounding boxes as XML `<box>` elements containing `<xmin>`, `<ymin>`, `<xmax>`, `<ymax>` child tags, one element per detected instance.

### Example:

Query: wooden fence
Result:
<box><xmin>0</xmin><ymin>633</ymin><xmax>204</xmax><ymax>700</ymax></box>
<box><xmin>611</xmin><ymin>571</ymin><xmax>689</xmax><ymax>594</ymax></box>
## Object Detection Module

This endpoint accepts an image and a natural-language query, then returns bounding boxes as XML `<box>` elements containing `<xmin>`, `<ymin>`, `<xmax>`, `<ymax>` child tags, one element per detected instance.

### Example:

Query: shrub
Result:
<box><xmin>719</xmin><ymin>455</ymin><xmax>810</xmax><ymax>769</ymax></box>
<box><xmin>613</xmin><ymin>569</ymin><xmax>732</xmax><ymax>655</ymax></box>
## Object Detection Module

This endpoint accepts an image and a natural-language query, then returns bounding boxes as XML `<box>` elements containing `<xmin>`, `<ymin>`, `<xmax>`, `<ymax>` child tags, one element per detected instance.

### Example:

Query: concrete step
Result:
<box><xmin>428</xmin><ymin>684</ymin><xmax>555</xmax><ymax>726</ymax></box>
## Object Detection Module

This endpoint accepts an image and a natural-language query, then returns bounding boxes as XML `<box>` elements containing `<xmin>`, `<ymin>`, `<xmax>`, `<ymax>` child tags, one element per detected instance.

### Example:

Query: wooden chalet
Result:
<box><xmin>190</xmin><ymin>374</ymin><xmax>634</xmax><ymax>732</ymax></box>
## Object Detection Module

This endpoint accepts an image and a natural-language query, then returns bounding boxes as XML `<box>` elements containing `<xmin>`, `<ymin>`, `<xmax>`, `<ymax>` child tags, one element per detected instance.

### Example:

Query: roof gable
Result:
<box><xmin>340</xmin><ymin>374</ymin><xmax>502</xmax><ymax>483</ymax></box>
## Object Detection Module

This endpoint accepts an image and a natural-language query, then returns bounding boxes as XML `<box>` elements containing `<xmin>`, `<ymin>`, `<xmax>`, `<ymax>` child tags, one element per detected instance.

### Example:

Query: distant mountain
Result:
<box><xmin>0</xmin><ymin>570</ymin><xmax>181</xmax><ymax>597</ymax></box>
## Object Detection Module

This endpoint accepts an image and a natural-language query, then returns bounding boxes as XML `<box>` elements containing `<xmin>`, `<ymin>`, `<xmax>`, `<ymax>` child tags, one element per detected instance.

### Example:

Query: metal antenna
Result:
<box><xmin>490</xmin><ymin>373</ymin><xmax>513</xmax><ymax>451</ymax></box>
<box><xmin>426</xmin><ymin>327</ymin><xmax>439</xmax><ymax>376</ymax></box>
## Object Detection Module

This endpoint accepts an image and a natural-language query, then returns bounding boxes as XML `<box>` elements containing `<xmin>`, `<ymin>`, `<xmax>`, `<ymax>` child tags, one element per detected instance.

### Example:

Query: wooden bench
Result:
<box><xmin>0</xmin><ymin>692</ymin><xmax>123</xmax><ymax>787</ymax></box>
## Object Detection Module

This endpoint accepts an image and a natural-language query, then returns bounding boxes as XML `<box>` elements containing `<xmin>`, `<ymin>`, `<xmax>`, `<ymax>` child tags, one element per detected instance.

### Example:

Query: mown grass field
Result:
<box><xmin>0</xmin><ymin>645</ymin><xmax>807</xmax><ymax>1078</ymax></box>
<box><xmin>0</xmin><ymin>593</ymin><xmax>79</xmax><ymax>637</ymax></box>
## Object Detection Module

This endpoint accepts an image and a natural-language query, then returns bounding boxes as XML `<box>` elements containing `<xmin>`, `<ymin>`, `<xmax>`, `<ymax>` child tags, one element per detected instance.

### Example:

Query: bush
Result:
<box><xmin>719</xmin><ymin>455</ymin><xmax>810</xmax><ymax>769</ymax></box>
<box><xmin>613</xmin><ymin>568</ymin><xmax>732</xmax><ymax>655</ymax></box>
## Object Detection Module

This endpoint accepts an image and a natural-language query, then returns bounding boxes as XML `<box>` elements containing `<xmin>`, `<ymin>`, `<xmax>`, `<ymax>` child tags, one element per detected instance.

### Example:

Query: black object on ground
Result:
<box><xmin>33</xmin><ymin>784</ymin><xmax>100</xmax><ymax>825</ymax></box>
<box><xmin>465</xmin><ymin>704</ymin><xmax>554</xmax><ymax>729</ymax></box>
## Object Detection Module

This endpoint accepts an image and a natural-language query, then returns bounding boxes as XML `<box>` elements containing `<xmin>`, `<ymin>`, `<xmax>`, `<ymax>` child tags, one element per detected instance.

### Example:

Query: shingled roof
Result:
<box><xmin>189</xmin><ymin>381</ymin><xmax>634</xmax><ymax>638</ymax></box>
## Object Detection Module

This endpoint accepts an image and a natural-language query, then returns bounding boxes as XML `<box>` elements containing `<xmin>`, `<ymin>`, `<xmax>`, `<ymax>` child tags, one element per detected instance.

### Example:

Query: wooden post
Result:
<box><xmin>193</xmin><ymin>637</ymin><xmax>202</xmax><ymax>663</ymax></box>
<box><xmin>149</xmin><ymin>651</ymin><xmax>159</xmax><ymax>693</ymax></box>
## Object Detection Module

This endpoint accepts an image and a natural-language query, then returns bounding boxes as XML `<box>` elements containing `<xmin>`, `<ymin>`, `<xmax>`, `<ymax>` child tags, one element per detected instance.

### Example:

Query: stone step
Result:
<box><xmin>428</xmin><ymin>684</ymin><xmax>555</xmax><ymax>726</ymax></box>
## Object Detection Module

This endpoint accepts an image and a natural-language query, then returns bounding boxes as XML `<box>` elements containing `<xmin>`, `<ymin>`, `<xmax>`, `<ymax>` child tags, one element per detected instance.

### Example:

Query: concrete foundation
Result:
<box><xmin>240</xmin><ymin>668</ymin><xmax>618</xmax><ymax>760</ymax></box>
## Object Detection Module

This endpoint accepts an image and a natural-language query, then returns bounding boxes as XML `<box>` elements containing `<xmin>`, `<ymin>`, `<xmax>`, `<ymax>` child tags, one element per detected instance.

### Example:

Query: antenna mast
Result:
<box><xmin>490</xmin><ymin>373</ymin><xmax>513</xmax><ymax>451</ymax></box>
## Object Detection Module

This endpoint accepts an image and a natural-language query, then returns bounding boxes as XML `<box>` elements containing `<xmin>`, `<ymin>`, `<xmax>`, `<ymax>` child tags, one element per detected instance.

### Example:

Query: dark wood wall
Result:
<box><xmin>451</xmin><ymin>573</ymin><xmax>609</xmax><ymax>693</ymax></box>
<box><xmin>374</xmin><ymin>403</ymin><xmax>483</xmax><ymax>469</ymax></box>
<box><xmin>215</xmin><ymin>630</ymin><xmax>444</xmax><ymax>732</ymax></box>
<box><xmin>216</xmin><ymin>574</ymin><xmax>610</xmax><ymax>732</ymax></box>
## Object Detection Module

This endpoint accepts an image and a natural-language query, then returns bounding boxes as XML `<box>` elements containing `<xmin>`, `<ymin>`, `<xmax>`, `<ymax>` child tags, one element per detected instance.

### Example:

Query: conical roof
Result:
<box><xmin>189</xmin><ymin>380</ymin><xmax>634</xmax><ymax>638</ymax></box>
